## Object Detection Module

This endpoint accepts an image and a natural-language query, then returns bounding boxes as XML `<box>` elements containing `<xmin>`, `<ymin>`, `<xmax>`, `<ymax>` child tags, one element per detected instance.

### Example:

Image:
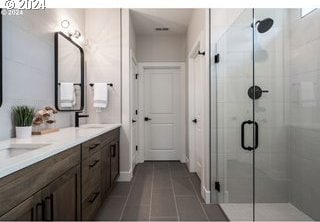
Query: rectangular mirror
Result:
<box><xmin>54</xmin><ymin>32</ymin><xmax>84</xmax><ymax>111</ymax></box>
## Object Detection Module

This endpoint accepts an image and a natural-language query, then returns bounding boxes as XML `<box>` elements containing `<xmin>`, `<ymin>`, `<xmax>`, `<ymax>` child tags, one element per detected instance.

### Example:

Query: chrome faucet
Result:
<box><xmin>75</xmin><ymin>111</ymin><xmax>89</xmax><ymax>127</ymax></box>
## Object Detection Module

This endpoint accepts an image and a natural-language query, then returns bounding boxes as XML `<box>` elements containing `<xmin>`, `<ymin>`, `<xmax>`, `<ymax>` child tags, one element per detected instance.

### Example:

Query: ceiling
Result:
<box><xmin>130</xmin><ymin>9</ymin><xmax>193</xmax><ymax>35</ymax></box>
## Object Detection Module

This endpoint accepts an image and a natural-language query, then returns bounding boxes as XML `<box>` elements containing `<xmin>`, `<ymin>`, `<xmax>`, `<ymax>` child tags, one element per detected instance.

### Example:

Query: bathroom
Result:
<box><xmin>0</xmin><ymin>2</ymin><xmax>319</xmax><ymax>221</ymax></box>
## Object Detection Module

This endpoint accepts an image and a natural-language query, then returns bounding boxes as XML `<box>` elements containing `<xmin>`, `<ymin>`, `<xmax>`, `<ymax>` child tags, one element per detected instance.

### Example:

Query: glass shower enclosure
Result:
<box><xmin>210</xmin><ymin>8</ymin><xmax>320</xmax><ymax>221</ymax></box>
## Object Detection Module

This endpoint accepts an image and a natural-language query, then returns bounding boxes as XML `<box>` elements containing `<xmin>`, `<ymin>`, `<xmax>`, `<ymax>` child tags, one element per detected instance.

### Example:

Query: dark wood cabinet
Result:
<box><xmin>0</xmin><ymin>191</ymin><xmax>42</xmax><ymax>221</ymax></box>
<box><xmin>110</xmin><ymin>140</ymin><xmax>120</xmax><ymax>183</ymax></box>
<box><xmin>43</xmin><ymin>165</ymin><xmax>80</xmax><ymax>221</ymax></box>
<box><xmin>101</xmin><ymin>143</ymin><xmax>111</xmax><ymax>199</ymax></box>
<box><xmin>0</xmin><ymin>127</ymin><xmax>120</xmax><ymax>221</ymax></box>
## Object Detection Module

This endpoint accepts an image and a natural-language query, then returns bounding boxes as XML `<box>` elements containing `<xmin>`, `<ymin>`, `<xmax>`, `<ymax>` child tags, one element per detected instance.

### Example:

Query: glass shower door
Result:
<box><xmin>212</xmin><ymin>9</ymin><xmax>256</xmax><ymax>220</ymax></box>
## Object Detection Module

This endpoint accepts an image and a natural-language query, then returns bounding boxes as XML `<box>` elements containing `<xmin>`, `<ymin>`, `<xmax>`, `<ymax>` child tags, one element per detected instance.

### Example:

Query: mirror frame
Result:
<box><xmin>0</xmin><ymin>14</ymin><xmax>2</xmax><ymax>107</ymax></box>
<box><xmin>54</xmin><ymin>31</ymin><xmax>84</xmax><ymax>111</ymax></box>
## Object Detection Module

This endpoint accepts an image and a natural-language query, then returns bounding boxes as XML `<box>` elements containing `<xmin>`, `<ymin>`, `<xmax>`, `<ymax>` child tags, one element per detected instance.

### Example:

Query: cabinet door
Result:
<box><xmin>43</xmin><ymin>165</ymin><xmax>80</xmax><ymax>221</ymax></box>
<box><xmin>0</xmin><ymin>191</ymin><xmax>42</xmax><ymax>221</ymax></box>
<box><xmin>110</xmin><ymin>140</ymin><xmax>120</xmax><ymax>183</ymax></box>
<box><xmin>101</xmin><ymin>144</ymin><xmax>111</xmax><ymax>199</ymax></box>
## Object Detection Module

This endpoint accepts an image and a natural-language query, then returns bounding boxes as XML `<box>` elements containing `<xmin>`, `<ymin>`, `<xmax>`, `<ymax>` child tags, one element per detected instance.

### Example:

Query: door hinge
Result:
<box><xmin>215</xmin><ymin>181</ymin><xmax>221</xmax><ymax>192</ymax></box>
<box><xmin>135</xmin><ymin>110</ymin><xmax>138</xmax><ymax>115</ymax></box>
<box><xmin>198</xmin><ymin>51</ymin><xmax>205</xmax><ymax>56</ymax></box>
<box><xmin>135</xmin><ymin>73</ymin><xmax>139</xmax><ymax>79</ymax></box>
<box><xmin>214</xmin><ymin>54</ymin><xmax>220</xmax><ymax>63</ymax></box>
<box><xmin>136</xmin><ymin>145</ymin><xmax>138</xmax><ymax>151</ymax></box>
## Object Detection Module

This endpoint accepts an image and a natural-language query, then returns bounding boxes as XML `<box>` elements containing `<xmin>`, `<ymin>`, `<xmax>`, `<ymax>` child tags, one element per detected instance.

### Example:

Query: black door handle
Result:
<box><xmin>241</xmin><ymin>120</ymin><xmax>259</xmax><ymax>151</ymax></box>
<box><xmin>192</xmin><ymin>118</ymin><xmax>197</xmax><ymax>123</ymax></box>
<box><xmin>132</xmin><ymin>119</ymin><xmax>137</xmax><ymax>123</ymax></box>
<box><xmin>144</xmin><ymin>117</ymin><xmax>152</xmax><ymax>121</ymax></box>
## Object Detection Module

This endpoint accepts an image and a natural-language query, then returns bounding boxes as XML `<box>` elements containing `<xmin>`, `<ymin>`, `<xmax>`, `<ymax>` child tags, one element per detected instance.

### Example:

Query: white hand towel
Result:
<box><xmin>93</xmin><ymin>83</ymin><xmax>108</xmax><ymax>109</ymax></box>
<box><xmin>300</xmin><ymin>81</ymin><xmax>316</xmax><ymax>107</ymax></box>
<box><xmin>60</xmin><ymin>83</ymin><xmax>75</xmax><ymax>108</ymax></box>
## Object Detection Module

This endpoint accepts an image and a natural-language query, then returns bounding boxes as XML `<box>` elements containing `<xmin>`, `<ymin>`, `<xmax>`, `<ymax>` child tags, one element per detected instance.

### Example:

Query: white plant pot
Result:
<box><xmin>15</xmin><ymin>126</ymin><xmax>32</xmax><ymax>139</ymax></box>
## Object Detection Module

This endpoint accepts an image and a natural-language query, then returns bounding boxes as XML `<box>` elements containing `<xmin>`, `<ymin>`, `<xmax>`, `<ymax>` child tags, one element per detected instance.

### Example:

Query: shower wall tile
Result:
<box><xmin>288</xmin><ymin>9</ymin><xmax>320</xmax><ymax>220</ymax></box>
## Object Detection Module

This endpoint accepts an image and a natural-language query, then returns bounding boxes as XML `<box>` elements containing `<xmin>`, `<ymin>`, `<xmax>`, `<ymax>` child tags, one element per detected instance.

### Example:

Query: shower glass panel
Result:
<box><xmin>212</xmin><ymin>9</ymin><xmax>255</xmax><ymax>220</ymax></box>
<box><xmin>211</xmin><ymin>8</ymin><xmax>320</xmax><ymax>221</ymax></box>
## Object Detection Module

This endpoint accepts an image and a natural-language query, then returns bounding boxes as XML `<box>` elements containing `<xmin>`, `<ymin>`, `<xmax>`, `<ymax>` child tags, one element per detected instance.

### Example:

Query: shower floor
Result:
<box><xmin>220</xmin><ymin>203</ymin><xmax>312</xmax><ymax>221</ymax></box>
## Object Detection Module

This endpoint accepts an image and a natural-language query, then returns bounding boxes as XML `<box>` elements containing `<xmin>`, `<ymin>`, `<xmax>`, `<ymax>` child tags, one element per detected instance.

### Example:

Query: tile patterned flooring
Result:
<box><xmin>96</xmin><ymin>161</ymin><xmax>228</xmax><ymax>221</ymax></box>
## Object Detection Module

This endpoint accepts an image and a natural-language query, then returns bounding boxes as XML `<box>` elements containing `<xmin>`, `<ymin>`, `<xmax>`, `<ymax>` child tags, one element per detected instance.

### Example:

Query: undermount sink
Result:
<box><xmin>0</xmin><ymin>143</ymin><xmax>50</xmax><ymax>159</ymax></box>
<box><xmin>80</xmin><ymin>125</ymin><xmax>106</xmax><ymax>129</ymax></box>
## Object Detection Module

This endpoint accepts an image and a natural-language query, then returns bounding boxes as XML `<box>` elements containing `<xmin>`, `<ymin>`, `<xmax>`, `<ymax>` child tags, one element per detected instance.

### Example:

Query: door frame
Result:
<box><xmin>130</xmin><ymin>49</ymin><xmax>138</xmax><ymax>169</ymax></box>
<box><xmin>188</xmin><ymin>31</ymin><xmax>205</xmax><ymax>173</ymax></box>
<box><xmin>138</xmin><ymin>62</ymin><xmax>186</xmax><ymax>163</ymax></box>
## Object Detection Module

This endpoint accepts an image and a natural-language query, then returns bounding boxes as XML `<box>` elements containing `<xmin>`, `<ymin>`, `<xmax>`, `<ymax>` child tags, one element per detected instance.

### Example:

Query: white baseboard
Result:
<box><xmin>202</xmin><ymin>185</ymin><xmax>211</xmax><ymax>204</ymax></box>
<box><xmin>185</xmin><ymin>156</ymin><xmax>190</xmax><ymax>170</ymax></box>
<box><xmin>117</xmin><ymin>169</ymin><xmax>133</xmax><ymax>182</ymax></box>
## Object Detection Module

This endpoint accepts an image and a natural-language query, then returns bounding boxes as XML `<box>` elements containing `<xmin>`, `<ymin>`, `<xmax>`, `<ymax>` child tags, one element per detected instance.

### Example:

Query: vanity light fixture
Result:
<box><xmin>60</xmin><ymin>20</ymin><xmax>88</xmax><ymax>46</ymax></box>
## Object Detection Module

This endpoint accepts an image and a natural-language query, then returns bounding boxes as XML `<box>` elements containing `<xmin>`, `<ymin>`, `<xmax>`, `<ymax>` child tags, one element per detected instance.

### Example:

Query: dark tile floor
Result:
<box><xmin>96</xmin><ymin>161</ymin><xmax>228</xmax><ymax>221</ymax></box>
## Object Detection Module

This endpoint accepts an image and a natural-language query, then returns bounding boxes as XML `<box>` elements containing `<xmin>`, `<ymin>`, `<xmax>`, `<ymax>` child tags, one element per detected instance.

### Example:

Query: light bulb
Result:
<box><xmin>61</xmin><ymin>20</ymin><xmax>70</xmax><ymax>29</ymax></box>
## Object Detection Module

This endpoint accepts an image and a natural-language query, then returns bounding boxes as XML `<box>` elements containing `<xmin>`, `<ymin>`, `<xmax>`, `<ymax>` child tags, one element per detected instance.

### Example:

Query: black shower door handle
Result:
<box><xmin>241</xmin><ymin>120</ymin><xmax>259</xmax><ymax>151</ymax></box>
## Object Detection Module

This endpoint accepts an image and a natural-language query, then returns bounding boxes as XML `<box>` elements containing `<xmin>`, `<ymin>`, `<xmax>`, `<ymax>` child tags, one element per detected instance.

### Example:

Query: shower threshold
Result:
<box><xmin>220</xmin><ymin>203</ymin><xmax>312</xmax><ymax>221</ymax></box>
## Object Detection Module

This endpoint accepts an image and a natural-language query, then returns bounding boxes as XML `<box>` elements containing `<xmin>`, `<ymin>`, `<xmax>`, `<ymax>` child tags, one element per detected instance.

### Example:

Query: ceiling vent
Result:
<box><xmin>155</xmin><ymin>27</ymin><xmax>169</xmax><ymax>31</ymax></box>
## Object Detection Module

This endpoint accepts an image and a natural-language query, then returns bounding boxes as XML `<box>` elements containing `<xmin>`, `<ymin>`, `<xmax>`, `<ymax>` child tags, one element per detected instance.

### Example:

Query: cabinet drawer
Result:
<box><xmin>82</xmin><ymin>137</ymin><xmax>102</xmax><ymax>160</ymax></box>
<box><xmin>81</xmin><ymin>188</ymin><xmax>101</xmax><ymax>221</ymax></box>
<box><xmin>82</xmin><ymin>151</ymin><xmax>101</xmax><ymax>200</ymax></box>
<box><xmin>101</xmin><ymin>128</ymin><xmax>120</xmax><ymax>145</ymax></box>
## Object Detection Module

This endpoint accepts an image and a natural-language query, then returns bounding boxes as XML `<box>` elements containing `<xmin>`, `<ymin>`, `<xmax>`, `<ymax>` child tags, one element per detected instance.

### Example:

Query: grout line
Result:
<box><xmin>170</xmin><ymin>163</ymin><xmax>181</xmax><ymax>221</ymax></box>
<box><xmin>149</xmin><ymin>162</ymin><xmax>155</xmax><ymax>221</ymax></box>
<box><xmin>119</xmin><ymin>165</ymin><xmax>137</xmax><ymax>221</ymax></box>
<box><xmin>189</xmin><ymin>175</ymin><xmax>209</xmax><ymax>221</ymax></box>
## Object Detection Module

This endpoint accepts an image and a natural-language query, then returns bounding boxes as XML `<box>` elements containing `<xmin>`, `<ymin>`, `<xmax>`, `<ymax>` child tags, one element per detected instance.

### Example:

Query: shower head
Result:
<box><xmin>255</xmin><ymin>18</ymin><xmax>274</xmax><ymax>33</ymax></box>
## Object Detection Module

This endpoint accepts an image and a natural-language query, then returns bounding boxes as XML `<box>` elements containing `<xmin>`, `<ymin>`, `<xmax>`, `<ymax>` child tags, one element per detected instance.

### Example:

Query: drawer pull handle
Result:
<box><xmin>88</xmin><ymin>192</ymin><xmax>100</xmax><ymax>203</ymax></box>
<box><xmin>111</xmin><ymin>145</ymin><xmax>116</xmax><ymax>157</ymax></box>
<box><xmin>89</xmin><ymin>143</ymin><xmax>100</xmax><ymax>150</ymax></box>
<box><xmin>44</xmin><ymin>194</ymin><xmax>53</xmax><ymax>221</ymax></box>
<box><xmin>89</xmin><ymin>159</ymin><xmax>100</xmax><ymax>168</ymax></box>
<box><xmin>35</xmin><ymin>201</ymin><xmax>44</xmax><ymax>221</ymax></box>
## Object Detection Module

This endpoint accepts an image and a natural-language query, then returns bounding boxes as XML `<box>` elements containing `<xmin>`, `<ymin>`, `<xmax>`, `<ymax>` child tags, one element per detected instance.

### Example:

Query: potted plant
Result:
<box><xmin>12</xmin><ymin>106</ymin><xmax>36</xmax><ymax>139</ymax></box>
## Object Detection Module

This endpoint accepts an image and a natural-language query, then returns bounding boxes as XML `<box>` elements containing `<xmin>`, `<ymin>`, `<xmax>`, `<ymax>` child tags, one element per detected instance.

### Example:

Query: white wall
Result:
<box><xmin>85</xmin><ymin>9</ymin><xmax>132</xmax><ymax>180</ymax></box>
<box><xmin>120</xmin><ymin>9</ymin><xmax>133</xmax><ymax>180</ymax></box>
<box><xmin>85</xmin><ymin>9</ymin><xmax>121</xmax><ymax>124</ymax></box>
<box><xmin>136</xmin><ymin>34</ymin><xmax>186</xmax><ymax>62</ymax></box>
<box><xmin>0</xmin><ymin>9</ymin><xmax>85</xmax><ymax>140</ymax></box>
<box><xmin>129</xmin><ymin>12</ymin><xmax>137</xmax><ymax>56</ymax></box>
<box><xmin>186</xmin><ymin>8</ymin><xmax>210</xmax><ymax>202</ymax></box>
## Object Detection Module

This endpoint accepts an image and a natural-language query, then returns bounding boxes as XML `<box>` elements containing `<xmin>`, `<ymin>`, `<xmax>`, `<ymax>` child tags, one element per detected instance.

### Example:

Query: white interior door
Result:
<box><xmin>143</xmin><ymin>67</ymin><xmax>181</xmax><ymax>160</ymax></box>
<box><xmin>131</xmin><ymin>56</ymin><xmax>139</xmax><ymax>168</ymax></box>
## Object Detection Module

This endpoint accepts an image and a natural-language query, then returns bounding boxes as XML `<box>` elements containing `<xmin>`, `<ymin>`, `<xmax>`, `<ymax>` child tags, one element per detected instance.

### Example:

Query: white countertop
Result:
<box><xmin>0</xmin><ymin>124</ymin><xmax>121</xmax><ymax>179</ymax></box>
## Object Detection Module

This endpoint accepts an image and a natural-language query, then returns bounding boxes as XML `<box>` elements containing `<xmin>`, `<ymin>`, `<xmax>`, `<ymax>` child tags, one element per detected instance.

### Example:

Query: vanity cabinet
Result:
<box><xmin>0</xmin><ymin>146</ymin><xmax>81</xmax><ymax>221</ymax></box>
<box><xmin>0</xmin><ymin>127</ymin><xmax>120</xmax><ymax>221</ymax></box>
<box><xmin>0</xmin><ymin>191</ymin><xmax>42</xmax><ymax>221</ymax></box>
<box><xmin>81</xmin><ymin>139</ymin><xmax>103</xmax><ymax>220</ymax></box>
<box><xmin>81</xmin><ymin>128</ymin><xmax>120</xmax><ymax>220</ymax></box>
<box><xmin>42</xmin><ymin>165</ymin><xmax>80</xmax><ymax>221</ymax></box>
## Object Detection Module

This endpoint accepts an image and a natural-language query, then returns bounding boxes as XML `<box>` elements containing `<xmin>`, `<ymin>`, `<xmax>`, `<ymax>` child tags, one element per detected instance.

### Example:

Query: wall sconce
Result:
<box><xmin>60</xmin><ymin>19</ymin><xmax>88</xmax><ymax>46</ymax></box>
